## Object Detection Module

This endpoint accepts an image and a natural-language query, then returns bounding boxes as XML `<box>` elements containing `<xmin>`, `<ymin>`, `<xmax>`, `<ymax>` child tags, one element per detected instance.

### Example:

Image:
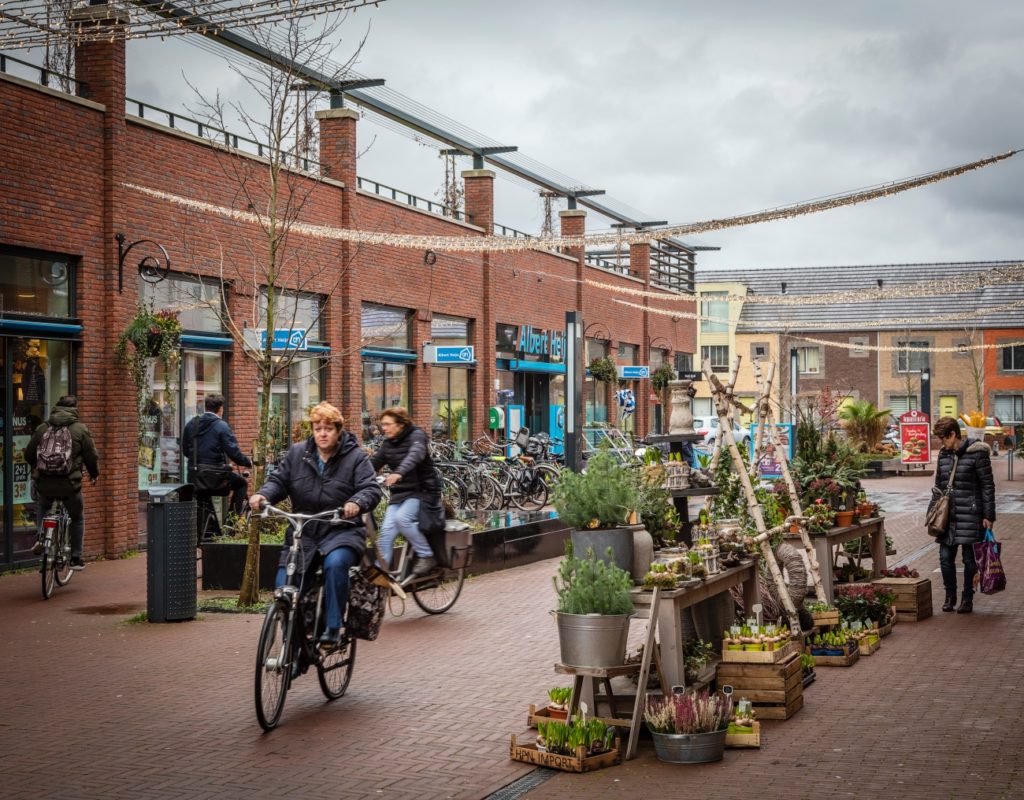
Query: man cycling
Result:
<box><xmin>25</xmin><ymin>395</ymin><xmax>100</xmax><ymax>570</ymax></box>
<box><xmin>182</xmin><ymin>394</ymin><xmax>252</xmax><ymax>537</ymax></box>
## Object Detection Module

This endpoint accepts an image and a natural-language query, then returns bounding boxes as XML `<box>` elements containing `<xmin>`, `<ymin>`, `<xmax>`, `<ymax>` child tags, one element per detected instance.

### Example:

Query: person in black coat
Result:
<box><xmin>929</xmin><ymin>416</ymin><xmax>996</xmax><ymax>614</ymax></box>
<box><xmin>370</xmin><ymin>406</ymin><xmax>439</xmax><ymax>577</ymax></box>
<box><xmin>251</xmin><ymin>402</ymin><xmax>381</xmax><ymax>646</ymax></box>
<box><xmin>182</xmin><ymin>394</ymin><xmax>252</xmax><ymax>516</ymax></box>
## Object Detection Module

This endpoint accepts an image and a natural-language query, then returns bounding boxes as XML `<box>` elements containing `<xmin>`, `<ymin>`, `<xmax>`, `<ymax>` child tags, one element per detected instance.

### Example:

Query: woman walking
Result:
<box><xmin>929</xmin><ymin>416</ymin><xmax>996</xmax><ymax>614</ymax></box>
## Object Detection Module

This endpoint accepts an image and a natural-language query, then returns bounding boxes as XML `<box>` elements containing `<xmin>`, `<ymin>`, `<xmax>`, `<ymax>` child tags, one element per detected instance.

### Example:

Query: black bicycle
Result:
<box><xmin>254</xmin><ymin>503</ymin><xmax>360</xmax><ymax>731</ymax></box>
<box><xmin>38</xmin><ymin>498</ymin><xmax>73</xmax><ymax>599</ymax></box>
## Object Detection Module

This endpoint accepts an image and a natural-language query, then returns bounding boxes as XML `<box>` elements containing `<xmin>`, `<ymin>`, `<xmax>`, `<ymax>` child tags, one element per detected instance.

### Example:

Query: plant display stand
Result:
<box><xmin>725</xmin><ymin>721</ymin><xmax>761</xmax><ymax>748</ymax></box>
<box><xmin>716</xmin><ymin>651</ymin><xmax>804</xmax><ymax>720</ymax></box>
<box><xmin>807</xmin><ymin>641</ymin><xmax>860</xmax><ymax>667</ymax></box>
<box><xmin>509</xmin><ymin>734</ymin><xmax>621</xmax><ymax>772</ymax></box>
<box><xmin>873</xmin><ymin>576</ymin><xmax>932</xmax><ymax>622</ymax></box>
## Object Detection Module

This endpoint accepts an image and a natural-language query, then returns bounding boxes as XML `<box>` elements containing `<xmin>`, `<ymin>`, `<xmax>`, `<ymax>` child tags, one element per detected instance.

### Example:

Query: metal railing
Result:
<box><xmin>494</xmin><ymin>222</ymin><xmax>533</xmax><ymax>239</ymax></box>
<box><xmin>0</xmin><ymin>53</ymin><xmax>83</xmax><ymax>96</ymax></box>
<box><xmin>356</xmin><ymin>176</ymin><xmax>471</xmax><ymax>222</ymax></box>
<box><xmin>126</xmin><ymin>97</ymin><xmax>320</xmax><ymax>173</ymax></box>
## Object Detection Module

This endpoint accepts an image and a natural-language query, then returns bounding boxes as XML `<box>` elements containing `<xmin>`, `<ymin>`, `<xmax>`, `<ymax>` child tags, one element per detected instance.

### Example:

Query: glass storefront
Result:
<box><xmin>430</xmin><ymin>315</ymin><xmax>472</xmax><ymax>441</ymax></box>
<box><xmin>585</xmin><ymin>339</ymin><xmax>609</xmax><ymax>423</ymax></box>
<box><xmin>266</xmin><ymin>357</ymin><xmax>323</xmax><ymax>452</ymax></box>
<box><xmin>361</xmin><ymin>303</ymin><xmax>414</xmax><ymax>441</ymax></box>
<box><xmin>362</xmin><ymin>362</ymin><xmax>410</xmax><ymax>440</ymax></box>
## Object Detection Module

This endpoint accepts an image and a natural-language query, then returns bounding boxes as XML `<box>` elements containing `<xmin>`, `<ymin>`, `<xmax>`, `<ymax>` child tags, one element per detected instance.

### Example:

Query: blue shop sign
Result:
<box><xmin>617</xmin><ymin>365</ymin><xmax>650</xmax><ymax>380</ymax></box>
<box><xmin>259</xmin><ymin>328</ymin><xmax>308</xmax><ymax>350</ymax></box>
<box><xmin>426</xmin><ymin>345</ymin><xmax>476</xmax><ymax>364</ymax></box>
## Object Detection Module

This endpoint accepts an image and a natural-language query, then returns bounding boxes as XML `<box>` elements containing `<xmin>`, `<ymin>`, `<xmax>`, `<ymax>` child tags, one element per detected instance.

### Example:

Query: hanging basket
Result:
<box><xmin>144</xmin><ymin>331</ymin><xmax>165</xmax><ymax>357</ymax></box>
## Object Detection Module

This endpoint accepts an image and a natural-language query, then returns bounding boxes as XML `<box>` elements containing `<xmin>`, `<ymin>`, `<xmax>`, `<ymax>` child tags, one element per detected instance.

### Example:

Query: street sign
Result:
<box><xmin>424</xmin><ymin>345</ymin><xmax>475</xmax><ymax>364</ymax></box>
<box><xmin>680</xmin><ymin>371</ymin><xmax>701</xmax><ymax>381</ymax></box>
<box><xmin>617</xmin><ymin>365</ymin><xmax>650</xmax><ymax>380</ymax></box>
<box><xmin>258</xmin><ymin>328</ymin><xmax>307</xmax><ymax>350</ymax></box>
<box><xmin>899</xmin><ymin>410</ymin><xmax>931</xmax><ymax>464</ymax></box>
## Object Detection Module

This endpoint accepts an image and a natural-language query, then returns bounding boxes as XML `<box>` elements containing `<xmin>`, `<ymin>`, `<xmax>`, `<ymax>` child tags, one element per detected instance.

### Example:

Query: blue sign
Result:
<box><xmin>426</xmin><ymin>345</ymin><xmax>475</xmax><ymax>364</ymax></box>
<box><xmin>259</xmin><ymin>328</ymin><xmax>308</xmax><ymax>350</ymax></box>
<box><xmin>617</xmin><ymin>365</ymin><xmax>650</xmax><ymax>380</ymax></box>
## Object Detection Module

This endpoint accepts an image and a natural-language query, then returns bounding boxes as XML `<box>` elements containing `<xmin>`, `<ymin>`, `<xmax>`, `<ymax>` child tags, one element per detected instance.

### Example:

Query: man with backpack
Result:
<box><xmin>25</xmin><ymin>395</ymin><xmax>100</xmax><ymax>569</ymax></box>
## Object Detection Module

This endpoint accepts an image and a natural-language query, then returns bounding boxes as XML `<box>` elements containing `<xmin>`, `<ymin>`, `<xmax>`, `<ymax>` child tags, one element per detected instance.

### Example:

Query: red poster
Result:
<box><xmin>899</xmin><ymin>410</ymin><xmax>931</xmax><ymax>464</ymax></box>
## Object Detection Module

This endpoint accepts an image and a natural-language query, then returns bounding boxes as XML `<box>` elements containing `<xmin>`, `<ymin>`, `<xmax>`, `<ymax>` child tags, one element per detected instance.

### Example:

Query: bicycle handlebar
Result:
<box><xmin>259</xmin><ymin>503</ymin><xmax>357</xmax><ymax>525</ymax></box>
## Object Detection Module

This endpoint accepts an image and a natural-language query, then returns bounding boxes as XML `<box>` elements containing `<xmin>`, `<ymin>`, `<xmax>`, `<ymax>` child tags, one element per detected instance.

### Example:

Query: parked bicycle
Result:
<box><xmin>254</xmin><ymin>503</ymin><xmax>361</xmax><ymax>731</ymax></box>
<box><xmin>38</xmin><ymin>498</ymin><xmax>73</xmax><ymax>599</ymax></box>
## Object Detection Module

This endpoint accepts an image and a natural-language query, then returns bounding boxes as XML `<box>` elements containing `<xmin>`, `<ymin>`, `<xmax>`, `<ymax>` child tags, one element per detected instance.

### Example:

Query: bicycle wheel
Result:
<box><xmin>465</xmin><ymin>471</ymin><xmax>499</xmax><ymax>511</ymax></box>
<box><xmin>441</xmin><ymin>475</ymin><xmax>467</xmax><ymax>510</ymax></box>
<box><xmin>40</xmin><ymin>551</ymin><xmax>56</xmax><ymax>599</ymax></box>
<box><xmin>411</xmin><ymin>567</ymin><xmax>465</xmax><ymax>615</ymax></box>
<box><xmin>317</xmin><ymin>636</ymin><xmax>357</xmax><ymax>700</ymax></box>
<box><xmin>53</xmin><ymin>520</ymin><xmax>74</xmax><ymax>587</ymax></box>
<box><xmin>512</xmin><ymin>473</ymin><xmax>548</xmax><ymax>511</ymax></box>
<box><xmin>254</xmin><ymin>601</ymin><xmax>291</xmax><ymax>731</ymax></box>
<box><xmin>535</xmin><ymin>464</ymin><xmax>562</xmax><ymax>492</ymax></box>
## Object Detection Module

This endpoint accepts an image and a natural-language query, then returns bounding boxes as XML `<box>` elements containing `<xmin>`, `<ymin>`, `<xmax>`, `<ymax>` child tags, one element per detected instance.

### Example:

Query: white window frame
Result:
<box><xmin>796</xmin><ymin>346</ymin><xmax>820</xmax><ymax>375</ymax></box>
<box><xmin>1001</xmin><ymin>344</ymin><xmax>1024</xmax><ymax>372</ymax></box>
<box><xmin>701</xmin><ymin>344</ymin><xmax>729</xmax><ymax>373</ymax></box>
<box><xmin>897</xmin><ymin>340</ymin><xmax>930</xmax><ymax>373</ymax></box>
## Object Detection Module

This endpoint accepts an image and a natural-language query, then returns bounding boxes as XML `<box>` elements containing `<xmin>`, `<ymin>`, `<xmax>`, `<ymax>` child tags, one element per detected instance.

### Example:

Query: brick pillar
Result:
<box><xmin>631</xmin><ymin>241</ymin><xmax>652</xmax><ymax>437</ymax></box>
<box><xmin>463</xmin><ymin>169</ymin><xmax>495</xmax><ymax>442</ymax></box>
<box><xmin>316</xmin><ymin>108</ymin><xmax>361</xmax><ymax>427</ymax></box>
<box><xmin>413</xmin><ymin>310</ymin><xmax>433</xmax><ymax>432</ymax></box>
<box><xmin>559</xmin><ymin>210</ymin><xmax>586</xmax><ymax>312</ymax></box>
<box><xmin>72</xmin><ymin>4</ymin><xmax>132</xmax><ymax>557</ymax></box>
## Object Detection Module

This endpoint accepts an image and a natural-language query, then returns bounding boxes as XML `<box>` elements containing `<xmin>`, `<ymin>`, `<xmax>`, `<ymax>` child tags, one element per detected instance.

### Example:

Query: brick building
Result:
<box><xmin>0</xmin><ymin>9</ymin><xmax>698</xmax><ymax>568</ymax></box>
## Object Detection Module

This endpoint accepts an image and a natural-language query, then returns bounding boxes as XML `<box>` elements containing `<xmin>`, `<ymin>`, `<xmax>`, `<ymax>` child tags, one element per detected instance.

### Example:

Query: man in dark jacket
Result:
<box><xmin>930</xmin><ymin>416</ymin><xmax>996</xmax><ymax>614</ymax></box>
<box><xmin>182</xmin><ymin>394</ymin><xmax>252</xmax><ymax>519</ymax></box>
<box><xmin>25</xmin><ymin>396</ymin><xmax>100</xmax><ymax>569</ymax></box>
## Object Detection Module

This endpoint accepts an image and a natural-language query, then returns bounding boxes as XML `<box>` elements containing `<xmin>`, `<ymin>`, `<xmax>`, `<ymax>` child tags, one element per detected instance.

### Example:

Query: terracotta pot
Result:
<box><xmin>834</xmin><ymin>510</ymin><xmax>855</xmax><ymax>527</ymax></box>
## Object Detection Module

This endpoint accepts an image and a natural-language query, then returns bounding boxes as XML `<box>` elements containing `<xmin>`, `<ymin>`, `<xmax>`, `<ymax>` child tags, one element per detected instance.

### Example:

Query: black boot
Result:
<box><xmin>956</xmin><ymin>594</ymin><xmax>973</xmax><ymax>614</ymax></box>
<box><xmin>942</xmin><ymin>591</ymin><xmax>957</xmax><ymax>612</ymax></box>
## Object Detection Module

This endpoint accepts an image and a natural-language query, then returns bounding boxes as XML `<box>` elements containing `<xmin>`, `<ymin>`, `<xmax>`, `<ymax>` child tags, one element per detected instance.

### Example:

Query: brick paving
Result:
<box><xmin>1</xmin><ymin>466</ymin><xmax>1022</xmax><ymax>800</ymax></box>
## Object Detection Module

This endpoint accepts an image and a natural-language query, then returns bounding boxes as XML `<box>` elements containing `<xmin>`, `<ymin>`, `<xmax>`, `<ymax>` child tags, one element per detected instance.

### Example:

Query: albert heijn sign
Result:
<box><xmin>498</xmin><ymin>322</ymin><xmax>565</xmax><ymax>360</ymax></box>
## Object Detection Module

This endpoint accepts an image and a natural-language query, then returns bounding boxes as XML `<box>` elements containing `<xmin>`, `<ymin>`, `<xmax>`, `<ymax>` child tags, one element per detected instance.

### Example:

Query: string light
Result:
<box><xmin>788</xmin><ymin>335</ymin><xmax>1024</xmax><ymax>355</ymax></box>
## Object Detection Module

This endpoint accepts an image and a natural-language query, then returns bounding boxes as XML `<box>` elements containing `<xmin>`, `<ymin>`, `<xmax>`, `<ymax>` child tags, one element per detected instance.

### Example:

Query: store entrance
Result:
<box><xmin>515</xmin><ymin>372</ymin><xmax>552</xmax><ymax>436</ymax></box>
<box><xmin>0</xmin><ymin>336</ymin><xmax>72</xmax><ymax>569</ymax></box>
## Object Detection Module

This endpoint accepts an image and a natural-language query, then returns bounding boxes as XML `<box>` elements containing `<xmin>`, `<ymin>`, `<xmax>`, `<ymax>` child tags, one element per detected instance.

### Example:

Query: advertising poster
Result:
<box><xmin>899</xmin><ymin>410</ymin><xmax>931</xmax><ymax>464</ymax></box>
<box><xmin>749</xmin><ymin>422</ymin><xmax>795</xmax><ymax>479</ymax></box>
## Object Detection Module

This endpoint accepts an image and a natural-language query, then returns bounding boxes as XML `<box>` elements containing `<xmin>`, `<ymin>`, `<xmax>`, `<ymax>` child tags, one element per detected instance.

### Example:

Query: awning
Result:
<box><xmin>361</xmin><ymin>348</ymin><xmax>417</xmax><ymax>364</ymax></box>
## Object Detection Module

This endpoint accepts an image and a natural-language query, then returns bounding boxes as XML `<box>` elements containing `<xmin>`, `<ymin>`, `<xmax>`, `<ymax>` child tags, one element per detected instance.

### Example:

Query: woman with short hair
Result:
<box><xmin>929</xmin><ymin>416</ymin><xmax>996</xmax><ymax>614</ymax></box>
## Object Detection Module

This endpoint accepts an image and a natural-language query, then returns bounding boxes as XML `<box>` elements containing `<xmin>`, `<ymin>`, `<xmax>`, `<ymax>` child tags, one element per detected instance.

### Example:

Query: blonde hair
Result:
<box><xmin>309</xmin><ymin>401</ymin><xmax>345</xmax><ymax>432</ymax></box>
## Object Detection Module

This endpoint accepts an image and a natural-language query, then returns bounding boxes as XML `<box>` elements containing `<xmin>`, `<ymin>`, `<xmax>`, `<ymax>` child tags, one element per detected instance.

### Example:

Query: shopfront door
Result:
<box><xmin>516</xmin><ymin>372</ymin><xmax>550</xmax><ymax>435</ymax></box>
<box><xmin>1</xmin><ymin>337</ymin><xmax>72</xmax><ymax>568</ymax></box>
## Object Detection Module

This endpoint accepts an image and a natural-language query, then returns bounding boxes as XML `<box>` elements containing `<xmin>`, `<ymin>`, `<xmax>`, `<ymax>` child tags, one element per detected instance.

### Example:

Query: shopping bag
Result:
<box><xmin>972</xmin><ymin>529</ymin><xmax>1006</xmax><ymax>595</ymax></box>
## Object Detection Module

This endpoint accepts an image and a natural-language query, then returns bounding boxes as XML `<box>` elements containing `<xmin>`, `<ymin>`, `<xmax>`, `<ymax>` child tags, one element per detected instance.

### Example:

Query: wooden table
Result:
<box><xmin>631</xmin><ymin>560</ymin><xmax>759</xmax><ymax>691</ymax></box>
<box><xmin>784</xmin><ymin>517</ymin><xmax>886</xmax><ymax>603</ymax></box>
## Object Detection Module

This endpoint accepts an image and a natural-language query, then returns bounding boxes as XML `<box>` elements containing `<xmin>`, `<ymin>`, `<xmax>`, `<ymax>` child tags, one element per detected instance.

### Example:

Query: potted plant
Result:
<box><xmin>552</xmin><ymin>543</ymin><xmax>634</xmax><ymax>668</ymax></box>
<box><xmin>805</xmin><ymin>499</ymin><xmax>835</xmax><ymax>532</ymax></box>
<box><xmin>115</xmin><ymin>301</ymin><xmax>183</xmax><ymax>436</ymax></box>
<box><xmin>535</xmin><ymin>715</ymin><xmax>615</xmax><ymax>757</ymax></box>
<box><xmin>834</xmin><ymin>504</ymin><xmax>855</xmax><ymax>528</ymax></box>
<box><xmin>553</xmin><ymin>451</ymin><xmax>640</xmax><ymax>576</ymax></box>
<box><xmin>587</xmin><ymin>356</ymin><xmax>618</xmax><ymax>384</ymax></box>
<box><xmin>544</xmin><ymin>686</ymin><xmax>572</xmax><ymax>720</ymax></box>
<box><xmin>644</xmin><ymin>690</ymin><xmax>732</xmax><ymax>764</ymax></box>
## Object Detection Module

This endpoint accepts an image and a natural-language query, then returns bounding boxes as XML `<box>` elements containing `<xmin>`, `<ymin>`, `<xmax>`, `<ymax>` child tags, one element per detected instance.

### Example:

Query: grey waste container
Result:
<box><xmin>146</xmin><ymin>483</ymin><xmax>197</xmax><ymax>623</ymax></box>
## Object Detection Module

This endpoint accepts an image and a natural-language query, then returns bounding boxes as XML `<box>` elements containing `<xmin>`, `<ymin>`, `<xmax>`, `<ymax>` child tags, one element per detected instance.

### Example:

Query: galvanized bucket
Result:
<box><xmin>554</xmin><ymin>611</ymin><xmax>632</xmax><ymax>668</ymax></box>
<box><xmin>570</xmin><ymin>527</ymin><xmax>634</xmax><ymax>576</ymax></box>
<box><xmin>650</xmin><ymin>728</ymin><xmax>728</xmax><ymax>764</ymax></box>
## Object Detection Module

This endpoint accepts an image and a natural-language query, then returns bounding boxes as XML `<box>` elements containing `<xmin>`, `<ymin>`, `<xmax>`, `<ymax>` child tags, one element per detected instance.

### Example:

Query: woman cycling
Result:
<box><xmin>370</xmin><ymin>406</ymin><xmax>439</xmax><ymax>577</ymax></box>
<box><xmin>250</xmin><ymin>402</ymin><xmax>381</xmax><ymax>646</ymax></box>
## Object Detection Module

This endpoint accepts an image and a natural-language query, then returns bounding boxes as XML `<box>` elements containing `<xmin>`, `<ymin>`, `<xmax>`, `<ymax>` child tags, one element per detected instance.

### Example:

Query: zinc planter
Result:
<box><xmin>651</xmin><ymin>728</ymin><xmax>728</xmax><ymax>764</ymax></box>
<box><xmin>570</xmin><ymin>526</ymin><xmax>634</xmax><ymax>576</ymax></box>
<box><xmin>554</xmin><ymin>611</ymin><xmax>632</xmax><ymax>668</ymax></box>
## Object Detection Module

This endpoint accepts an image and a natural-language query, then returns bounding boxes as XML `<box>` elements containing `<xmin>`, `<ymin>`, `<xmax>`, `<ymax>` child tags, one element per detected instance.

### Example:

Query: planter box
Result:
<box><xmin>856</xmin><ymin>635</ymin><xmax>880</xmax><ymax>656</ymax></box>
<box><xmin>873</xmin><ymin>576</ymin><xmax>932</xmax><ymax>622</ymax></box>
<box><xmin>509</xmin><ymin>734</ymin><xmax>620</xmax><ymax>773</ymax></box>
<box><xmin>721</xmin><ymin>639</ymin><xmax>798</xmax><ymax>664</ymax></box>
<box><xmin>809</xmin><ymin>609</ymin><xmax>840</xmax><ymax>627</ymax></box>
<box><xmin>717</xmin><ymin>652</ymin><xmax>803</xmax><ymax>720</ymax></box>
<box><xmin>879</xmin><ymin>620</ymin><xmax>894</xmax><ymax>638</ymax></box>
<box><xmin>807</xmin><ymin>642</ymin><xmax>859</xmax><ymax>667</ymax></box>
<box><xmin>201</xmin><ymin>542</ymin><xmax>282</xmax><ymax>591</ymax></box>
<box><xmin>527</xmin><ymin>703</ymin><xmax>628</xmax><ymax>731</ymax></box>
<box><xmin>725</xmin><ymin>721</ymin><xmax>761</xmax><ymax>749</ymax></box>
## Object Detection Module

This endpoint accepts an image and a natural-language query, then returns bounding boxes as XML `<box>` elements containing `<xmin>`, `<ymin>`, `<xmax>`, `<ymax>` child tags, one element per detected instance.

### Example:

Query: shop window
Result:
<box><xmin>362</xmin><ymin>362</ymin><xmax>410</xmax><ymax>441</ymax></box>
<box><xmin>0</xmin><ymin>248</ymin><xmax>72</xmax><ymax>317</ymax></box>
<box><xmin>616</xmin><ymin>343</ymin><xmax>638</xmax><ymax>364</ymax></box>
<box><xmin>256</xmin><ymin>289</ymin><xmax>325</xmax><ymax>344</ymax></box>
<box><xmin>430</xmin><ymin>314</ymin><xmax>472</xmax><ymax>442</ymax></box>
<box><xmin>362</xmin><ymin>303</ymin><xmax>411</xmax><ymax>350</ymax></box>
<box><xmin>701</xmin><ymin>345</ymin><xmax>729</xmax><ymax>373</ymax></box>
<box><xmin>265</xmin><ymin>358</ymin><xmax>324</xmax><ymax>453</ymax></box>
<box><xmin>585</xmin><ymin>339</ymin><xmax>609</xmax><ymax>424</ymax></box>
<box><xmin>796</xmin><ymin>347</ymin><xmax>820</xmax><ymax>375</ymax></box>
<box><xmin>1001</xmin><ymin>344</ymin><xmax>1024</xmax><ymax>372</ymax></box>
<box><xmin>649</xmin><ymin>349</ymin><xmax>666</xmax><ymax>370</ymax></box>
<box><xmin>675</xmin><ymin>352</ymin><xmax>692</xmax><ymax>373</ymax></box>
<box><xmin>896</xmin><ymin>341</ymin><xmax>929</xmax><ymax>373</ymax></box>
<box><xmin>994</xmin><ymin>395</ymin><xmax>1023</xmax><ymax>424</ymax></box>
<box><xmin>700</xmin><ymin>291</ymin><xmax>728</xmax><ymax>333</ymax></box>
<box><xmin>140</xmin><ymin>273</ymin><xmax>223</xmax><ymax>332</ymax></box>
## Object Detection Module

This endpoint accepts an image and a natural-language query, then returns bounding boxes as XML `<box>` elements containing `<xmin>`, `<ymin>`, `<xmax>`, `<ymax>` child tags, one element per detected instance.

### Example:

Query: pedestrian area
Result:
<box><xmin>1</xmin><ymin>508</ymin><xmax>1021</xmax><ymax>800</ymax></box>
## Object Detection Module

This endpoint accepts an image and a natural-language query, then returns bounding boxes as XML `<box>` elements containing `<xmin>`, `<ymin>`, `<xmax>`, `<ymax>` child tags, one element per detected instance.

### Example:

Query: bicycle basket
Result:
<box><xmin>513</xmin><ymin>426</ymin><xmax>531</xmax><ymax>450</ymax></box>
<box><xmin>346</xmin><ymin>566</ymin><xmax>388</xmax><ymax>641</ymax></box>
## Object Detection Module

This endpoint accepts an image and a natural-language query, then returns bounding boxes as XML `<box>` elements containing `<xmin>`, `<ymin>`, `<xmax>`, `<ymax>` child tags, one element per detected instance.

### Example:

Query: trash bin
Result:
<box><xmin>146</xmin><ymin>483</ymin><xmax>197</xmax><ymax>623</ymax></box>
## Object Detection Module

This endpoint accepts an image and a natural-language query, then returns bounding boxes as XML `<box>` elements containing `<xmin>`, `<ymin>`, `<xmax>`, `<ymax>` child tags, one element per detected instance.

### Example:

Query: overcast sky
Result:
<box><xmin>122</xmin><ymin>0</ymin><xmax>1024</xmax><ymax>271</ymax></box>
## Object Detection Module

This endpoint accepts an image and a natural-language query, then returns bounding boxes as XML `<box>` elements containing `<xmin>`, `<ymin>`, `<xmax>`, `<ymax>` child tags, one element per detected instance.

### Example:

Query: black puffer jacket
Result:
<box><xmin>258</xmin><ymin>432</ymin><xmax>382</xmax><ymax>568</ymax></box>
<box><xmin>929</xmin><ymin>438</ymin><xmax>996</xmax><ymax>545</ymax></box>
<box><xmin>370</xmin><ymin>425</ymin><xmax>437</xmax><ymax>504</ymax></box>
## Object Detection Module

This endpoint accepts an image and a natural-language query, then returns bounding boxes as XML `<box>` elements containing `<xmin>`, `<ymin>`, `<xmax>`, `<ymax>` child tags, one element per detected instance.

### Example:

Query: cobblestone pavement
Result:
<box><xmin>2</xmin><ymin>468</ymin><xmax>1022</xmax><ymax>799</ymax></box>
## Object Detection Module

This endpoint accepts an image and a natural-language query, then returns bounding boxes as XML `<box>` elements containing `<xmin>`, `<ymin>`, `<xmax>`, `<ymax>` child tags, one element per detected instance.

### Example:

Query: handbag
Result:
<box><xmin>973</xmin><ymin>529</ymin><xmax>1006</xmax><ymax>595</ymax></box>
<box><xmin>926</xmin><ymin>454</ymin><xmax>958</xmax><ymax>537</ymax></box>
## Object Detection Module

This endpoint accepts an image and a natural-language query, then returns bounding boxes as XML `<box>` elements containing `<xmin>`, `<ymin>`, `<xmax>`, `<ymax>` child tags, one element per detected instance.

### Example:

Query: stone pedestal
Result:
<box><xmin>668</xmin><ymin>380</ymin><xmax>695</xmax><ymax>434</ymax></box>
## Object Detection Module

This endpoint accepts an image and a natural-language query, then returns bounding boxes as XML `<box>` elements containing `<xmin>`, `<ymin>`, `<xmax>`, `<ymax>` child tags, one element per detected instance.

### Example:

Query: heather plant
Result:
<box><xmin>644</xmin><ymin>690</ymin><xmax>732</xmax><ymax>735</ymax></box>
<box><xmin>553</xmin><ymin>543</ymin><xmax>633</xmax><ymax>616</ymax></box>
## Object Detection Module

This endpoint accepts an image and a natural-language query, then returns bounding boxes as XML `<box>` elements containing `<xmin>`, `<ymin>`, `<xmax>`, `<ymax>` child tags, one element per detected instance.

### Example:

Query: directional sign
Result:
<box><xmin>424</xmin><ymin>345</ymin><xmax>475</xmax><ymax>364</ymax></box>
<box><xmin>680</xmin><ymin>371</ymin><xmax>702</xmax><ymax>382</ymax></box>
<box><xmin>617</xmin><ymin>365</ymin><xmax>650</xmax><ymax>380</ymax></box>
<box><xmin>258</xmin><ymin>328</ymin><xmax>308</xmax><ymax>351</ymax></box>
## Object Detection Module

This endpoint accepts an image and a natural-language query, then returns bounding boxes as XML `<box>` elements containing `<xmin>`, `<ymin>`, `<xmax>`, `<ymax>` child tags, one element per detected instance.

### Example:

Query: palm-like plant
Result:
<box><xmin>839</xmin><ymin>400</ymin><xmax>891</xmax><ymax>453</ymax></box>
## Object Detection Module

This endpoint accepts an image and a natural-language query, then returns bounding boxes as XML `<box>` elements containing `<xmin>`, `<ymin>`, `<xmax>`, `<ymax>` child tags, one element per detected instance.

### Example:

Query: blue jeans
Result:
<box><xmin>939</xmin><ymin>542</ymin><xmax>978</xmax><ymax>599</ymax></box>
<box><xmin>379</xmin><ymin>497</ymin><xmax>433</xmax><ymax>567</ymax></box>
<box><xmin>275</xmin><ymin>545</ymin><xmax>360</xmax><ymax>630</ymax></box>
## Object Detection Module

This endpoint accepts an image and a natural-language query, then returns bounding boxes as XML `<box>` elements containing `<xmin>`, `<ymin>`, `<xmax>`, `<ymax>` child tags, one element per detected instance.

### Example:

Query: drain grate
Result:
<box><xmin>484</xmin><ymin>768</ymin><xmax>559</xmax><ymax>800</ymax></box>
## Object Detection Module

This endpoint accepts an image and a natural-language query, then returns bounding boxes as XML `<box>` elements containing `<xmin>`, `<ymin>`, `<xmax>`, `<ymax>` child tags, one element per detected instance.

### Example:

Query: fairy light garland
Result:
<box><xmin>788</xmin><ymin>335</ymin><xmax>1024</xmax><ymax>355</ymax></box>
<box><xmin>123</xmin><ymin>147</ymin><xmax>1020</xmax><ymax>254</ymax></box>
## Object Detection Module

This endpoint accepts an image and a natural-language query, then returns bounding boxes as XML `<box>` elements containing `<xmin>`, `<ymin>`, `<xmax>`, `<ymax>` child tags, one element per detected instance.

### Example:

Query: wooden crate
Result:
<box><xmin>809</xmin><ymin>609</ymin><xmax>840</xmax><ymax>627</ymax></box>
<box><xmin>509</xmin><ymin>734</ymin><xmax>621</xmax><ymax>773</ymax></box>
<box><xmin>720</xmin><ymin>639</ymin><xmax>799</xmax><ymax>664</ymax></box>
<box><xmin>873</xmin><ymin>576</ymin><xmax>933</xmax><ymax>622</ymax></box>
<box><xmin>856</xmin><ymin>635</ymin><xmax>881</xmax><ymax>656</ymax></box>
<box><xmin>717</xmin><ymin>652</ymin><xmax>803</xmax><ymax>720</ymax></box>
<box><xmin>527</xmin><ymin>704</ymin><xmax>629</xmax><ymax>731</ymax></box>
<box><xmin>807</xmin><ymin>644</ymin><xmax>860</xmax><ymax>667</ymax></box>
<box><xmin>725</xmin><ymin>721</ymin><xmax>761</xmax><ymax>748</ymax></box>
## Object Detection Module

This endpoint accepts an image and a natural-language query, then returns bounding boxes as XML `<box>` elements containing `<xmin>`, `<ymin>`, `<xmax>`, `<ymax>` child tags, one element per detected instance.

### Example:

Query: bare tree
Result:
<box><xmin>43</xmin><ymin>0</ymin><xmax>75</xmax><ymax>92</ymax></box>
<box><xmin>186</xmin><ymin>13</ymin><xmax>369</xmax><ymax>606</ymax></box>
<box><xmin>437</xmin><ymin>152</ymin><xmax>464</xmax><ymax>218</ymax></box>
<box><xmin>961</xmin><ymin>326</ymin><xmax>984</xmax><ymax>413</ymax></box>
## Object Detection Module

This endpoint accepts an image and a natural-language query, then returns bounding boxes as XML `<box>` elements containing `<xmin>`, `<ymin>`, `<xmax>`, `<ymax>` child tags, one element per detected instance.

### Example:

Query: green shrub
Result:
<box><xmin>551</xmin><ymin>451</ymin><xmax>638</xmax><ymax>530</ymax></box>
<box><xmin>553</xmin><ymin>543</ymin><xmax>633</xmax><ymax>616</ymax></box>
